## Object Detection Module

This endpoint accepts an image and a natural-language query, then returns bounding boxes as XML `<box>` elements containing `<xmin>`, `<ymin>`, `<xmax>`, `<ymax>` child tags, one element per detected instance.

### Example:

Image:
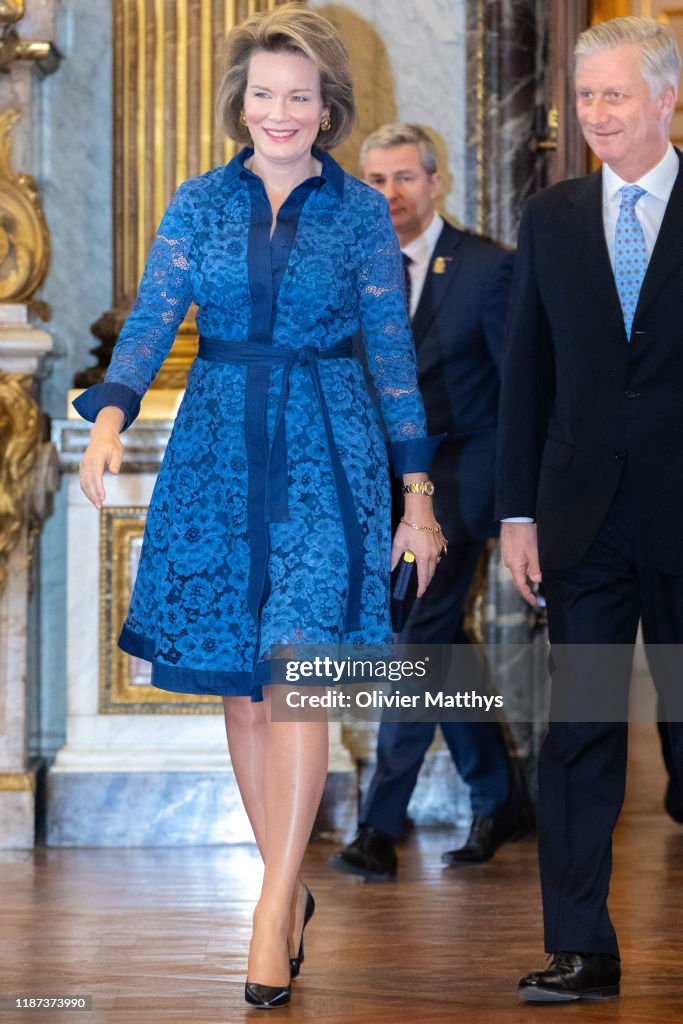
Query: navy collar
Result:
<box><xmin>223</xmin><ymin>146</ymin><xmax>344</xmax><ymax>199</ymax></box>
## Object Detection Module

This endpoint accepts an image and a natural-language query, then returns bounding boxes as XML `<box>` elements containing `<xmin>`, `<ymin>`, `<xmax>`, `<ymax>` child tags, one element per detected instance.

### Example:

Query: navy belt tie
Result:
<box><xmin>198</xmin><ymin>336</ymin><xmax>363</xmax><ymax>634</ymax></box>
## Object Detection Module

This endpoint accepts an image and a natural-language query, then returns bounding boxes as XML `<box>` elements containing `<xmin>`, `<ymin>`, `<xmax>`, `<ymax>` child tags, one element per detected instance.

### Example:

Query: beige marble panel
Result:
<box><xmin>0</xmin><ymin>325</ymin><xmax>54</xmax><ymax>846</ymax></box>
<box><xmin>309</xmin><ymin>0</ymin><xmax>468</xmax><ymax>221</ymax></box>
<box><xmin>0</xmin><ymin>534</ymin><xmax>29</xmax><ymax>773</ymax></box>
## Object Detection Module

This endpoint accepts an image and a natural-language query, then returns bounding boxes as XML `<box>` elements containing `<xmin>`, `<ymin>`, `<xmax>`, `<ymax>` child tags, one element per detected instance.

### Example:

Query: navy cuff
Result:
<box><xmin>72</xmin><ymin>382</ymin><xmax>141</xmax><ymax>432</ymax></box>
<box><xmin>389</xmin><ymin>434</ymin><xmax>445</xmax><ymax>476</ymax></box>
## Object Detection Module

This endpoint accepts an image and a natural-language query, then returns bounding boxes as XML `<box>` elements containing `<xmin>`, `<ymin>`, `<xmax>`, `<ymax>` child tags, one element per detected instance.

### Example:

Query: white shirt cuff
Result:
<box><xmin>501</xmin><ymin>517</ymin><xmax>535</xmax><ymax>523</ymax></box>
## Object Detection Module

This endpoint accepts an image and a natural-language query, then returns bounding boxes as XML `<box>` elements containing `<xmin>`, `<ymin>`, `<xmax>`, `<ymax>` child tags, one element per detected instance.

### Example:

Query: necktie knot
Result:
<box><xmin>620</xmin><ymin>184</ymin><xmax>646</xmax><ymax>209</ymax></box>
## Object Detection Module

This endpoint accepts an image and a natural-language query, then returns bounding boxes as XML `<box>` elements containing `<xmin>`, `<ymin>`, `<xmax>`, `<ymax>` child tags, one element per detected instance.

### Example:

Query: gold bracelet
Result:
<box><xmin>402</xmin><ymin>480</ymin><xmax>435</xmax><ymax>496</ymax></box>
<box><xmin>399</xmin><ymin>517</ymin><xmax>442</xmax><ymax>533</ymax></box>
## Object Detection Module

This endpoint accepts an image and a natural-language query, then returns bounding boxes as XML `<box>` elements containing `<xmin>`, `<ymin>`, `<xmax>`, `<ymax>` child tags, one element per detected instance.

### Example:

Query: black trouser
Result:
<box><xmin>540</xmin><ymin>465</ymin><xmax>683</xmax><ymax>957</ymax></box>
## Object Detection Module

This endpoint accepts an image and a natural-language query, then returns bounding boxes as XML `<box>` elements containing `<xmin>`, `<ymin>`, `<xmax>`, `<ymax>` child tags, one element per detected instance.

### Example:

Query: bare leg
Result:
<box><xmin>222</xmin><ymin>696</ymin><xmax>320</xmax><ymax>970</ymax></box>
<box><xmin>248</xmin><ymin>688</ymin><xmax>328</xmax><ymax>986</ymax></box>
<box><xmin>222</xmin><ymin>696</ymin><xmax>267</xmax><ymax>854</ymax></box>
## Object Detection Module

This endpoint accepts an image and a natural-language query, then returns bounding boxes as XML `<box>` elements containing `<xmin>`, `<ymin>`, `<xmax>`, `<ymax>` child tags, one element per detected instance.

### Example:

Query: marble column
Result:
<box><xmin>464</xmin><ymin>0</ymin><xmax>553</xmax><ymax>795</ymax></box>
<box><xmin>0</xmin><ymin>313</ymin><xmax>56</xmax><ymax>848</ymax></box>
<box><xmin>466</xmin><ymin>0</ymin><xmax>550</xmax><ymax>244</ymax></box>
<box><xmin>0</xmin><ymin>1</ymin><xmax>62</xmax><ymax>846</ymax></box>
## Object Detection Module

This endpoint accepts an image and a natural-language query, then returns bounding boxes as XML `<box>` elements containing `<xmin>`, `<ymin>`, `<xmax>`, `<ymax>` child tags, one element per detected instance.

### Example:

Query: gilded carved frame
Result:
<box><xmin>99</xmin><ymin>506</ymin><xmax>221</xmax><ymax>713</ymax></box>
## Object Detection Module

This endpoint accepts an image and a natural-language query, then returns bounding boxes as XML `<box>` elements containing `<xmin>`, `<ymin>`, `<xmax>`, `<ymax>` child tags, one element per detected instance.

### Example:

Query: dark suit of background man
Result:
<box><xmin>330</xmin><ymin>123</ymin><xmax>531</xmax><ymax>883</ymax></box>
<box><xmin>496</xmin><ymin>16</ymin><xmax>683</xmax><ymax>1003</ymax></box>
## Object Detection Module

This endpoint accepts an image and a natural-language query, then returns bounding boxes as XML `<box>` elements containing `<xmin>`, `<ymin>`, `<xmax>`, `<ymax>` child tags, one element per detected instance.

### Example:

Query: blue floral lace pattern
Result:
<box><xmin>74</xmin><ymin>152</ymin><xmax>440</xmax><ymax>699</ymax></box>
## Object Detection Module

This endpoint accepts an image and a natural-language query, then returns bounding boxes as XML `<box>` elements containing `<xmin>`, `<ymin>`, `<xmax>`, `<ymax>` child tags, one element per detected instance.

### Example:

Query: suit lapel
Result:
<box><xmin>633</xmin><ymin>150</ymin><xmax>683</xmax><ymax>324</ymax></box>
<box><xmin>565</xmin><ymin>170</ymin><xmax>627</xmax><ymax>342</ymax></box>
<box><xmin>410</xmin><ymin>222</ymin><xmax>463</xmax><ymax>345</ymax></box>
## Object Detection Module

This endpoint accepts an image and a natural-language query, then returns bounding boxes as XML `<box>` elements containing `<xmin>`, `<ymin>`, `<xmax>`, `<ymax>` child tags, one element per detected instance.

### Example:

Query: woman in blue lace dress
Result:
<box><xmin>77</xmin><ymin>3</ymin><xmax>443</xmax><ymax>1009</ymax></box>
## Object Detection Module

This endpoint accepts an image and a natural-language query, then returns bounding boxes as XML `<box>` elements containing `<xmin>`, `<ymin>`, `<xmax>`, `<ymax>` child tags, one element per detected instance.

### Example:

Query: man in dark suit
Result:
<box><xmin>496</xmin><ymin>16</ymin><xmax>683</xmax><ymax>1003</ymax></box>
<box><xmin>330</xmin><ymin>123</ymin><xmax>530</xmax><ymax>882</ymax></box>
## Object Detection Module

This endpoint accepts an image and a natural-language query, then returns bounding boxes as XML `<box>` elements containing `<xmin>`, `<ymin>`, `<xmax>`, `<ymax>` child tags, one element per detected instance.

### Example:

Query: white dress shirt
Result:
<box><xmin>401</xmin><ymin>212</ymin><xmax>444</xmax><ymax>319</ymax></box>
<box><xmin>602</xmin><ymin>143</ymin><xmax>679</xmax><ymax>267</ymax></box>
<box><xmin>503</xmin><ymin>143</ymin><xmax>680</xmax><ymax>525</ymax></box>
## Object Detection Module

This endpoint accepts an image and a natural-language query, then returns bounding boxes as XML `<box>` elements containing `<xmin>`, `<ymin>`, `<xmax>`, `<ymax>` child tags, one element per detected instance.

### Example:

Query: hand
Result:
<box><xmin>79</xmin><ymin>407</ymin><xmax>125</xmax><ymax>510</ymax></box>
<box><xmin>391</xmin><ymin>519</ymin><xmax>444</xmax><ymax>598</ymax></box>
<box><xmin>500</xmin><ymin>521</ymin><xmax>542</xmax><ymax>606</ymax></box>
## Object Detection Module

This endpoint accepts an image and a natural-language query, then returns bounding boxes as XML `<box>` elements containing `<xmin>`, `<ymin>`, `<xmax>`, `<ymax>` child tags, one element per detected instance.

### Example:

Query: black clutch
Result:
<box><xmin>390</xmin><ymin>552</ymin><xmax>419</xmax><ymax>634</ymax></box>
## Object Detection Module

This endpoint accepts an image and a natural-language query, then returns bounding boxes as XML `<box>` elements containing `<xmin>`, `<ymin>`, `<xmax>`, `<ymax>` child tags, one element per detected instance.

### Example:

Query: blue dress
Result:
<box><xmin>74</xmin><ymin>149</ymin><xmax>440</xmax><ymax>700</ymax></box>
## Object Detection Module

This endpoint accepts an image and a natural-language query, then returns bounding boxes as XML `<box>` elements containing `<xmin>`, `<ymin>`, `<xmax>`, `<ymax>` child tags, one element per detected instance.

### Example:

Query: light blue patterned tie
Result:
<box><xmin>614</xmin><ymin>185</ymin><xmax>649</xmax><ymax>340</ymax></box>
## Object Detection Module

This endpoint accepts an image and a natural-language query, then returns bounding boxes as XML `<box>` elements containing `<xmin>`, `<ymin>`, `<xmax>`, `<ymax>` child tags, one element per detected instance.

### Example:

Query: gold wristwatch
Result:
<box><xmin>401</xmin><ymin>480</ymin><xmax>435</xmax><ymax>496</ymax></box>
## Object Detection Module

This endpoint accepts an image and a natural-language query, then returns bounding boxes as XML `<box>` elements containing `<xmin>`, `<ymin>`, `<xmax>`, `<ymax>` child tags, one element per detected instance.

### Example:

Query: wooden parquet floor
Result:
<box><xmin>2</xmin><ymin>725</ymin><xmax>683</xmax><ymax>1024</ymax></box>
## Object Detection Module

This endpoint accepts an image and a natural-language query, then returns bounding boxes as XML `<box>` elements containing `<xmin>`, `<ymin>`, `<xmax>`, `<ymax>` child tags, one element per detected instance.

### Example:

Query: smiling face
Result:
<box><xmin>362</xmin><ymin>143</ymin><xmax>441</xmax><ymax>246</ymax></box>
<box><xmin>243</xmin><ymin>49</ymin><xmax>329</xmax><ymax>172</ymax></box>
<box><xmin>575</xmin><ymin>43</ymin><xmax>676</xmax><ymax>181</ymax></box>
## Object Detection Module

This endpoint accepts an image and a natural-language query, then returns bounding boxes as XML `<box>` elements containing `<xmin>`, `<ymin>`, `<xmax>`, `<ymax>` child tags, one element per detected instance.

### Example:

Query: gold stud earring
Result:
<box><xmin>240</xmin><ymin>109</ymin><xmax>248</xmax><ymax>127</ymax></box>
<box><xmin>320</xmin><ymin>115</ymin><xmax>331</xmax><ymax>132</ymax></box>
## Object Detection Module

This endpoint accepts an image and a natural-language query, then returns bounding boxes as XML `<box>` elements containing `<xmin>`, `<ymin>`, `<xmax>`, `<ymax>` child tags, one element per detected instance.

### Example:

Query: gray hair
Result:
<box><xmin>359</xmin><ymin>123</ymin><xmax>439</xmax><ymax>175</ymax></box>
<box><xmin>575</xmin><ymin>16</ymin><xmax>681</xmax><ymax>98</ymax></box>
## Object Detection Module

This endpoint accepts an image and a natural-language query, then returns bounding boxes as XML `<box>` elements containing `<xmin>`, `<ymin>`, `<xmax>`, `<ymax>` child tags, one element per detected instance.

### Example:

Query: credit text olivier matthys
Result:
<box><xmin>425</xmin><ymin>692</ymin><xmax>504</xmax><ymax>711</ymax></box>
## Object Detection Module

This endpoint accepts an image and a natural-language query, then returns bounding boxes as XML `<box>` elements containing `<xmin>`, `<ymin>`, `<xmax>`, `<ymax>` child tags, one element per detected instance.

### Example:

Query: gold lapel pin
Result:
<box><xmin>432</xmin><ymin>256</ymin><xmax>452</xmax><ymax>274</ymax></box>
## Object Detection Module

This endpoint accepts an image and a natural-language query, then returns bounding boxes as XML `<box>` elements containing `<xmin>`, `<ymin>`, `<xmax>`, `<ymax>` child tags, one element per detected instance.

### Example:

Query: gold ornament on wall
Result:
<box><xmin>0</xmin><ymin>371</ymin><xmax>41</xmax><ymax>593</ymax></box>
<box><xmin>0</xmin><ymin>108</ymin><xmax>51</xmax><ymax>303</ymax></box>
<box><xmin>0</xmin><ymin>1</ymin><xmax>61</xmax><ymax>74</ymax></box>
<box><xmin>0</xmin><ymin>0</ymin><xmax>24</xmax><ymax>42</ymax></box>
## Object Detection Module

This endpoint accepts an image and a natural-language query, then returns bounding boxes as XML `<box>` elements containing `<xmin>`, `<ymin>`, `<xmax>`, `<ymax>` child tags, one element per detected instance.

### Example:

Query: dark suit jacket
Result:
<box><xmin>394</xmin><ymin>220</ymin><xmax>514</xmax><ymax>544</ymax></box>
<box><xmin>496</xmin><ymin>152</ymin><xmax>683</xmax><ymax>572</ymax></box>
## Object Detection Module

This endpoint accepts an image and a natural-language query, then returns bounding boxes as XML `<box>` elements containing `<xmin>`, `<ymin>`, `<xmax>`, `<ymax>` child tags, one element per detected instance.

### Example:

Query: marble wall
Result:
<box><xmin>39</xmin><ymin>0</ymin><xmax>112</xmax><ymax>421</ymax></box>
<box><xmin>36</xmin><ymin>0</ymin><xmax>112</xmax><ymax>758</ymax></box>
<box><xmin>0</xmin><ymin>328</ymin><xmax>55</xmax><ymax>847</ymax></box>
<box><xmin>464</xmin><ymin>0</ymin><xmax>547</xmax><ymax>245</ymax></box>
<box><xmin>309</xmin><ymin>0</ymin><xmax>469</xmax><ymax>224</ymax></box>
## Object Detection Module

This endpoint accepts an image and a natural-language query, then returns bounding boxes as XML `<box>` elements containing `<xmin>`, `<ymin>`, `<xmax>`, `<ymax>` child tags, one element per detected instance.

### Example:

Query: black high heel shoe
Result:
<box><xmin>245</xmin><ymin>929</ymin><xmax>292</xmax><ymax>1010</ymax></box>
<box><xmin>244</xmin><ymin>981</ymin><xmax>291</xmax><ymax>1010</ymax></box>
<box><xmin>289</xmin><ymin>888</ymin><xmax>315</xmax><ymax>980</ymax></box>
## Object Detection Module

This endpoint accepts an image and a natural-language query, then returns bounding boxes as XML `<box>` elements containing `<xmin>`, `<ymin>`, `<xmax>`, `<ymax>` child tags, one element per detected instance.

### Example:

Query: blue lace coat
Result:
<box><xmin>74</xmin><ymin>149</ymin><xmax>440</xmax><ymax>700</ymax></box>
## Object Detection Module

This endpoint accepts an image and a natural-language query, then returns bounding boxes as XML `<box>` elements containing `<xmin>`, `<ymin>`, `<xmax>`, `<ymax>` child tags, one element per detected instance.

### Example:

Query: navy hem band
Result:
<box><xmin>72</xmin><ymin>382</ymin><xmax>141</xmax><ymax>432</ymax></box>
<box><xmin>118</xmin><ymin>624</ymin><xmax>270</xmax><ymax>701</ymax></box>
<box><xmin>389</xmin><ymin>433</ymin><xmax>446</xmax><ymax>475</ymax></box>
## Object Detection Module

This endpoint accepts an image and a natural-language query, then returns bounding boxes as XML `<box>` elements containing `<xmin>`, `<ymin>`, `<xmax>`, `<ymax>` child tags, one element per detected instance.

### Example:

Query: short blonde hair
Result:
<box><xmin>575</xmin><ymin>16</ymin><xmax>681</xmax><ymax>97</ymax></box>
<box><xmin>216</xmin><ymin>2</ymin><xmax>356</xmax><ymax>151</ymax></box>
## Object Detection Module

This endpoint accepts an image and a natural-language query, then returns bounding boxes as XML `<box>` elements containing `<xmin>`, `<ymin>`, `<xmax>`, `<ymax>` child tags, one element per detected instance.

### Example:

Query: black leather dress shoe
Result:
<box><xmin>328</xmin><ymin>827</ymin><xmax>397</xmax><ymax>881</ymax></box>
<box><xmin>519</xmin><ymin>952</ymin><xmax>620</xmax><ymax>1003</ymax></box>
<box><xmin>665</xmin><ymin>778</ymin><xmax>683</xmax><ymax>824</ymax></box>
<box><xmin>441</xmin><ymin>804</ymin><xmax>532</xmax><ymax>865</ymax></box>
